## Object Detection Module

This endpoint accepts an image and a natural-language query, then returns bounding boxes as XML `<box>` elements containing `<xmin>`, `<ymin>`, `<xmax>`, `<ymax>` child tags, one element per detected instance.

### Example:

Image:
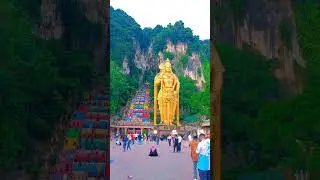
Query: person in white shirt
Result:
<box><xmin>177</xmin><ymin>135</ymin><xmax>183</xmax><ymax>152</ymax></box>
<box><xmin>167</xmin><ymin>135</ymin><xmax>172</xmax><ymax>146</ymax></box>
<box><xmin>196</xmin><ymin>133</ymin><xmax>210</xmax><ymax>180</ymax></box>
<box><xmin>188</xmin><ymin>133</ymin><xmax>193</xmax><ymax>142</ymax></box>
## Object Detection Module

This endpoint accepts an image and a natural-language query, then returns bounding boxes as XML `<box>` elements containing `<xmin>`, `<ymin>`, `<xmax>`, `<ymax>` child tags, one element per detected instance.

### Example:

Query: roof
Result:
<box><xmin>201</xmin><ymin>121</ymin><xmax>210</xmax><ymax>127</ymax></box>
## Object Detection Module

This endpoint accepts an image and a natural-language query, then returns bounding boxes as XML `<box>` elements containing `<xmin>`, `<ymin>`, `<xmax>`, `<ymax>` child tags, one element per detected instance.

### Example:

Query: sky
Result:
<box><xmin>110</xmin><ymin>0</ymin><xmax>210</xmax><ymax>40</ymax></box>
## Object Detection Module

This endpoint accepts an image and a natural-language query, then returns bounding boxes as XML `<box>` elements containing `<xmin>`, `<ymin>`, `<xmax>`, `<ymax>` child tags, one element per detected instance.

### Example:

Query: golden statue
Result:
<box><xmin>154</xmin><ymin>59</ymin><xmax>180</xmax><ymax>126</ymax></box>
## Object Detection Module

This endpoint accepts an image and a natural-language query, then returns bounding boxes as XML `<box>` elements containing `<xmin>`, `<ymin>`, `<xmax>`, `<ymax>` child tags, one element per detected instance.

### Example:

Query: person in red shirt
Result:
<box><xmin>131</xmin><ymin>133</ymin><xmax>135</xmax><ymax>145</ymax></box>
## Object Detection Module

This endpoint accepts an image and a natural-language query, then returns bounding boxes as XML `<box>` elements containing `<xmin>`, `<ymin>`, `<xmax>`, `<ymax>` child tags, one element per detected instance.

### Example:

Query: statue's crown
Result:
<box><xmin>165</xmin><ymin>58</ymin><xmax>171</xmax><ymax>65</ymax></box>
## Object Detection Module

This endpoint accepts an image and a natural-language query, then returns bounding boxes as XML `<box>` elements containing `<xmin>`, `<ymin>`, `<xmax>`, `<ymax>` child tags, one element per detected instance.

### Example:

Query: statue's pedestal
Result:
<box><xmin>155</xmin><ymin>124</ymin><xmax>186</xmax><ymax>135</ymax></box>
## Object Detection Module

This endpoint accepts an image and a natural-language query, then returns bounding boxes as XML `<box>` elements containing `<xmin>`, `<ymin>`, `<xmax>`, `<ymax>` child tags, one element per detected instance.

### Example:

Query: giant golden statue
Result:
<box><xmin>154</xmin><ymin>59</ymin><xmax>180</xmax><ymax>126</ymax></box>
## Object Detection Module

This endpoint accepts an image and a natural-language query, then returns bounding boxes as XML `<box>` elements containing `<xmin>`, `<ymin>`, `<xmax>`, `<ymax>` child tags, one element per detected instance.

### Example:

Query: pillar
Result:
<box><xmin>124</xmin><ymin>127</ymin><xmax>128</xmax><ymax>134</ymax></box>
<box><xmin>117</xmin><ymin>127</ymin><xmax>120</xmax><ymax>134</ymax></box>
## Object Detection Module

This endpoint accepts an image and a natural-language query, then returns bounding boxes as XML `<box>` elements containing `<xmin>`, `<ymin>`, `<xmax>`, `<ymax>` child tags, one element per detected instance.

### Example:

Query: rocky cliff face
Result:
<box><xmin>38</xmin><ymin>0</ymin><xmax>63</xmax><ymax>39</ymax></box>
<box><xmin>184</xmin><ymin>53</ymin><xmax>206</xmax><ymax>88</ymax></box>
<box><xmin>121</xmin><ymin>40</ymin><xmax>206</xmax><ymax>89</ymax></box>
<box><xmin>213</xmin><ymin>0</ymin><xmax>304</xmax><ymax>95</ymax></box>
<box><xmin>37</xmin><ymin>0</ymin><xmax>106</xmax><ymax>74</ymax></box>
<box><xmin>121</xmin><ymin>56</ymin><xmax>130</xmax><ymax>75</ymax></box>
<box><xmin>38</xmin><ymin>0</ymin><xmax>105</xmax><ymax>39</ymax></box>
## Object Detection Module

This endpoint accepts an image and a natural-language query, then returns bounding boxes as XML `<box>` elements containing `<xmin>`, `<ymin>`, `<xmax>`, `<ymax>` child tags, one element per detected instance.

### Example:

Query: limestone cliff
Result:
<box><xmin>121</xmin><ymin>40</ymin><xmax>206</xmax><ymax>89</ymax></box>
<box><xmin>121</xmin><ymin>56</ymin><xmax>130</xmax><ymax>75</ymax></box>
<box><xmin>184</xmin><ymin>53</ymin><xmax>206</xmax><ymax>89</ymax></box>
<box><xmin>38</xmin><ymin>0</ymin><xmax>63</xmax><ymax>39</ymax></box>
<box><xmin>110</xmin><ymin>6</ymin><xmax>209</xmax><ymax>90</ymax></box>
<box><xmin>37</xmin><ymin>0</ymin><xmax>106</xmax><ymax>74</ymax></box>
<box><xmin>164</xmin><ymin>41</ymin><xmax>205</xmax><ymax>89</ymax></box>
<box><xmin>213</xmin><ymin>0</ymin><xmax>304</xmax><ymax>94</ymax></box>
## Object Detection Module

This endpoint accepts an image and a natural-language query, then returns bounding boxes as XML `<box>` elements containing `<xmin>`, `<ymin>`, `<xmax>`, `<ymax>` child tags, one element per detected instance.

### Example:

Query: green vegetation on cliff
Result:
<box><xmin>0</xmin><ymin>0</ymin><xmax>103</xmax><ymax>172</ymax></box>
<box><xmin>110</xmin><ymin>6</ymin><xmax>210</xmax><ymax>120</ymax></box>
<box><xmin>219</xmin><ymin>1</ymin><xmax>320</xmax><ymax>178</ymax></box>
<box><xmin>110</xmin><ymin>61</ymin><xmax>138</xmax><ymax>116</ymax></box>
<box><xmin>253</xmin><ymin>1</ymin><xmax>320</xmax><ymax>173</ymax></box>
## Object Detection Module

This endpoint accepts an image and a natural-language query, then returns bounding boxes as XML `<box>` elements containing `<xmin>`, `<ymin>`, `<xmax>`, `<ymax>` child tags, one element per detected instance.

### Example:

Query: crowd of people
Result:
<box><xmin>189</xmin><ymin>131</ymin><xmax>211</xmax><ymax>180</ymax></box>
<box><xmin>113</xmin><ymin>133</ymin><xmax>150</xmax><ymax>151</ymax></box>
<box><xmin>112</xmin><ymin>130</ymin><xmax>210</xmax><ymax>180</ymax></box>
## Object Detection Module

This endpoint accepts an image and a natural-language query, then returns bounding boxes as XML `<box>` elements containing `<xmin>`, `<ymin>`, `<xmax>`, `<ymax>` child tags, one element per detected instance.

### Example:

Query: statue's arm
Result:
<box><xmin>174</xmin><ymin>75</ymin><xmax>180</xmax><ymax>92</ymax></box>
<box><xmin>175</xmin><ymin>75</ymin><xmax>180</xmax><ymax>125</ymax></box>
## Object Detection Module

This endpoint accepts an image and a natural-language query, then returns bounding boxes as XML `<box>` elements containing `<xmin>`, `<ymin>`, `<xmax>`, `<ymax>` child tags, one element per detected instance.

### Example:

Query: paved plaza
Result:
<box><xmin>110</xmin><ymin>140</ymin><xmax>194</xmax><ymax>180</ymax></box>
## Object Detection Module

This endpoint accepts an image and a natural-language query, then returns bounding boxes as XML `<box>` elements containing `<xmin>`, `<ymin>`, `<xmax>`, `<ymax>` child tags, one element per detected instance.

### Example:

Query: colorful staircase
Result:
<box><xmin>52</xmin><ymin>88</ymin><xmax>109</xmax><ymax>179</ymax></box>
<box><xmin>124</xmin><ymin>85</ymin><xmax>151</xmax><ymax>133</ymax></box>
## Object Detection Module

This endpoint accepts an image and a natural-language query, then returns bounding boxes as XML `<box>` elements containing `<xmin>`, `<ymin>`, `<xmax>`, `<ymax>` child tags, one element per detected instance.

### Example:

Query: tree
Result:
<box><xmin>163</xmin><ymin>51</ymin><xmax>175</xmax><ymax>60</ymax></box>
<box><xmin>190</xmin><ymin>61</ymin><xmax>210</xmax><ymax>117</ymax></box>
<box><xmin>0</xmin><ymin>0</ymin><xmax>101</xmax><ymax>170</ymax></box>
<box><xmin>110</xmin><ymin>60</ymin><xmax>137</xmax><ymax>115</ymax></box>
<box><xmin>178</xmin><ymin>76</ymin><xmax>198</xmax><ymax>116</ymax></box>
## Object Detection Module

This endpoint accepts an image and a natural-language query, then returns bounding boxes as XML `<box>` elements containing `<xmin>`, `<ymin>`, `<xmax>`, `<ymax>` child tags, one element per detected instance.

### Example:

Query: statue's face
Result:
<box><xmin>165</xmin><ymin>63</ymin><xmax>172</xmax><ymax>72</ymax></box>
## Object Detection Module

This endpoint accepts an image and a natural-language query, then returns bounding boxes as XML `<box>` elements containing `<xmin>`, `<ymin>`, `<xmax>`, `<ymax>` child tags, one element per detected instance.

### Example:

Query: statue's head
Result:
<box><xmin>159</xmin><ymin>63</ymin><xmax>165</xmax><ymax>72</ymax></box>
<box><xmin>164</xmin><ymin>59</ymin><xmax>172</xmax><ymax>72</ymax></box>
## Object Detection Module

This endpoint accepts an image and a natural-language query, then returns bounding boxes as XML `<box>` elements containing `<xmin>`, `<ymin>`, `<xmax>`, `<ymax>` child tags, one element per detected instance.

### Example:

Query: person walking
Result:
<box><xmin>131</xmin><ymin>133</ymin><xmax>135</xmax><ymax>145</ymax></box>
<box><xmin>190</xmin><ymin>135</ymin><xmax>199</xmax><ymax>180</ymax></box>
<box><xmin>167</xmin><ymin>135</ymin><xmax>172</xmax><ymax>146</ymax></box>
<box><xmin>127</xmin><ymin>135</ymin><xmax>132</xmax><ymax>151</ymax></box>
<box><xmin>123</xmin><ymin>135</ymin><xmax>128</xmax><ymax>152</ymax></box>
<box><xmin>196</xmin><ymin>133</ymin><xmax>210</xmax><ymax>180</ymax></box>
<box><xmin>177</xmin><ymin>135</ymin><xmax>183</xmax><ymax>152</ymax></box>
<box><xmin>156</xmin><ymin>135</ymin><xmax>160</xmax><ymax>145</ymax></box>
<box><xmin>138</xmin><ymin>134</ymin><xmax>142</xmax><ymax>144</ymax></box>
<box><xmin>173</xmin><ymin>135</ymin><xmax>178</xmax><ymax>152</ymax></box>
<box><xmin>188</xmin><ymin>133</ymin><xmax>193</xmax><ymax>143</ymax></box>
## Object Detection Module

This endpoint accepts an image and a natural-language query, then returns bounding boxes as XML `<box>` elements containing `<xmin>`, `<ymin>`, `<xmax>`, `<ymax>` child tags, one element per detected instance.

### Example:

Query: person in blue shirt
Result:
<box><xmin>123</xmin><ymin>135</ymin><xmax>128</xmax><ymax>152</ymax></box>
<box><xmin>196</xmin><ymin>133</ymin><xmax>210</xmax><ymax>180</ymax></box>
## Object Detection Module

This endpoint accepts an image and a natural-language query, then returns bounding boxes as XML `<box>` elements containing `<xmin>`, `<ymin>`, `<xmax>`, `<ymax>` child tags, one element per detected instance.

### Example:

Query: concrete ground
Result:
<box><xmin>110</xmin><ymin>140</ymin><xmax>195</xmax><ymax>180</ymax></box>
